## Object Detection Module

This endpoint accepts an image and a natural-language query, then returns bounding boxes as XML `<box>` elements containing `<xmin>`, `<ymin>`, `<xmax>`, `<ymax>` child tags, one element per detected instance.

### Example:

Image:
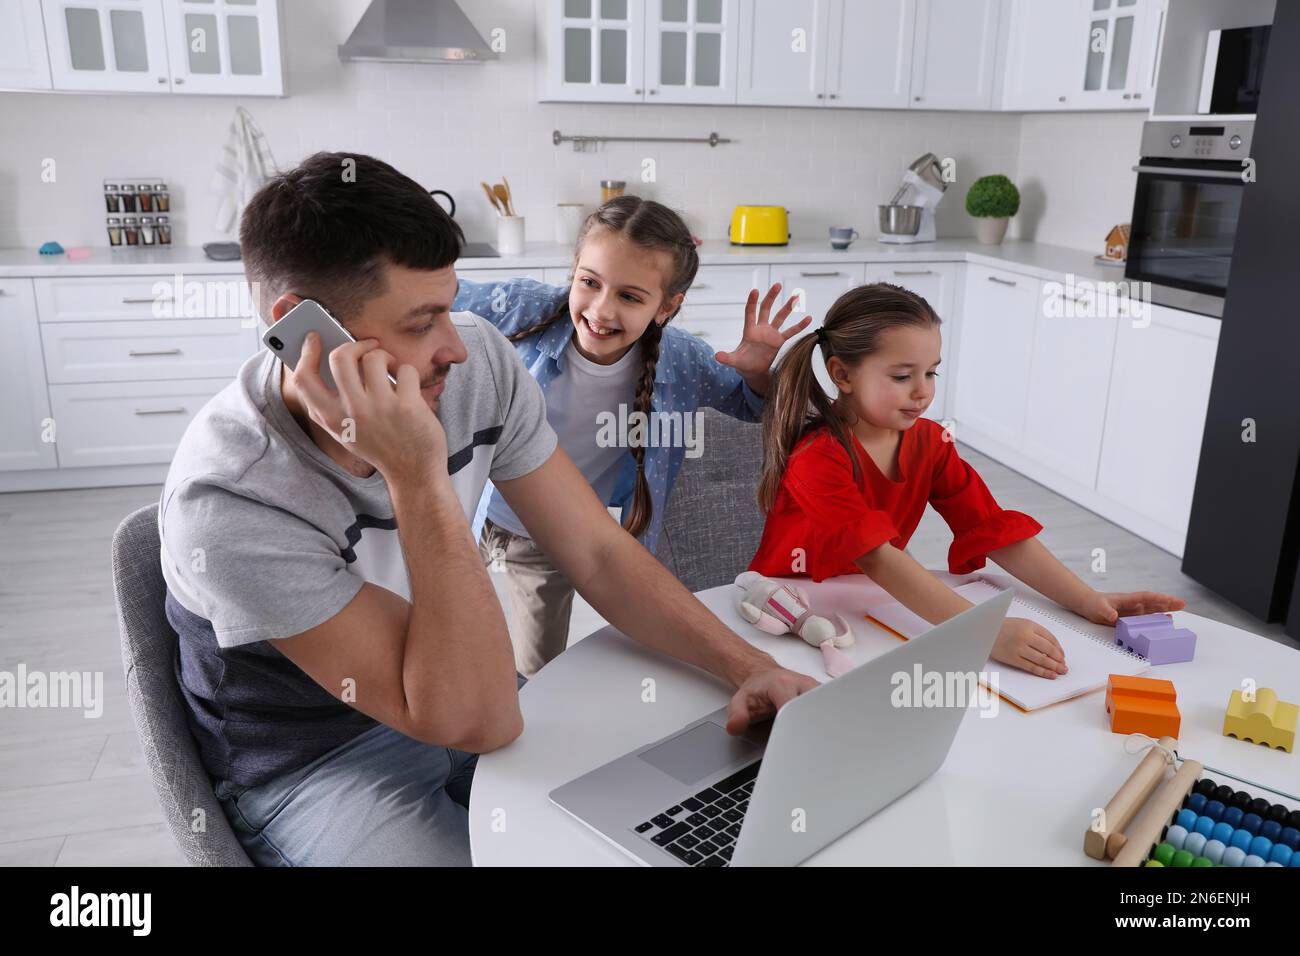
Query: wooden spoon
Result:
<box><xmin>493</xmin><ymin>183</ymin><xmax>514</xmax><ymax>217</ymax></box>
<box><xmin>481</xmin><ymin>181</ymin><xmax>503</xmax><ymax>216</ymax></box>
<box><xmin>502</xmin><ymin>175</ymin><xmax>517</xmax><ymax>216</ymax></box>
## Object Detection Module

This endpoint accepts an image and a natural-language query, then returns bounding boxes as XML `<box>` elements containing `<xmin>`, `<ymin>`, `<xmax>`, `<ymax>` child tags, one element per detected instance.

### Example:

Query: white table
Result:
<box><xmin>469</xmin><ymin>573</ymin><xmax>1300</xmax><ymax>865</ymax></box>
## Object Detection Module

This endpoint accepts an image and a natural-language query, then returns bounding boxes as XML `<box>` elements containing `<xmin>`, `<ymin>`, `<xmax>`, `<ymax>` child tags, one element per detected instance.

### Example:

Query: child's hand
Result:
<box><xmin>714</xmin><ymin>283</ymin><xmax>811</xmax><ymax>394</ymax></box>
<box><xmin>1074</xmin><ymin>590</ymin><xmax>1187</xmax><ymax>626</ymax></box>
<box><xmin>992</xmin><ymin>617</ymin><xmax>1069</xmax><ymax>679</ymax></box>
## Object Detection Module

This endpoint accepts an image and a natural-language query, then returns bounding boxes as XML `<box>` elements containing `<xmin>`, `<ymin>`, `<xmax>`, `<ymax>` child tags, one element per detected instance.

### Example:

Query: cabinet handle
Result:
<box><xmin>914</xmin><ymin>95</ymin><xmax>923</xmax><ymax>101</ymax></box>
<box><xmin>800</xmin><ymin>271</ymin><xmax>841</xmax><ymax>277</ymax></box>
<box><xmin>128</xmin><ymin>348</ymin><xmax>182</xmax><ymax>357</ymax></box>
<box><xmin>174</xmin><ymin>77</ymin><xmax>185</xmax><ymax>85</ymax></box>
<box><xmin>157</xmin><ymin>77</ymin><xmax>166</xmax><ymax>84</ymax></box>
<box><xmin>634</xmin><ymin>88</ymin><xmax>642</xmax><ymax>94</ymax></box>
<box><xmin>121</xmin><ymin>296</ymin><xmax>157</xmax><ymax>304</ymax></box>
<box><xmin>0</xmin><ymin>289</ymin><xmax>6</xmax><ymax>295</ymax></box>
<box><xmin>1058</xmin><ymin>95</ymin><xmax>1066</xmax><ymax>102</ymax></box>
<box><xmin>893</xmin><ymin>269</ymin><xmax>934</xmax><ymax>276</ymax></box>
<box><xmin>987</xmin><ymin>276</ymin><xmax>1017</xmax><ymax>287</ymax></box>
<box><xmin>648</xmin><ymin>89</ymin><xmax>658</xmax><ymax>95</ymax></box>
<box><xmin>1123</xmin><ymin>93</ymin><xmax>1132</xmax><ymax>100</ymax></box>
<box><xmin>828</xmin><ymin>93</ymin><xmax>838</xmax><ymax>100</ymax></box>
<box><xmin>816</xmin><ymin>93</ymin><xmax>825</xmax><ymax>99</ymax></box>
<box><xmin>134</xmin><ymin>407</ymin><xmax>187</xmax><ymax>416</ymax></box>
<box><xmin>692</xmin><ymin>283</ymin><xmax>710</xmax><ymax>289</ymax></box>
<box><xmin>1134</xmin><ymin>92</ymin><xmax>1142</xmax><ymax>100</ymax></box>
<box><xmin>691</xmin><ymin>331</ymin><xmax>709</xmax><ymax>338</ymax></box>
<box><xmin>1056</xmin><ymin>292</ymin><xmax>1088</xmax><ymax>305</ymax></box>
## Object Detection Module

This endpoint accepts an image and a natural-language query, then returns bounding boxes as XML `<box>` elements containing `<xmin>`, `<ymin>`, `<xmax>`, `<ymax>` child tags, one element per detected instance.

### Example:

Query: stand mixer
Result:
<box><xmin>878</xmin><ymin>153</ymin><xmax>948</xmax><ymax>244</ymax></box>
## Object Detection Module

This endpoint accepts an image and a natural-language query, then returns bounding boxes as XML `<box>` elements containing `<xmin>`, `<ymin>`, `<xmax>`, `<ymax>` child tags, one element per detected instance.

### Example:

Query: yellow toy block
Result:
<box><xmin>1222</xmin><ymin>688</ymin><xmax>1297</xmax><ymax>753</ymax></box>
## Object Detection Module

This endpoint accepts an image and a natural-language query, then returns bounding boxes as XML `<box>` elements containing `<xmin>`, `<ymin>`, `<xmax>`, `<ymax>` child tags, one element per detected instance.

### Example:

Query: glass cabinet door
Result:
<box><xmin>162</xmin><ymin>0</ymin><xmax>283</xmax><ymax>95</ymax></box>
<box><xmin>643</xmin><ymin>0</ymin><xmax>738</xmax><ymax>103</ymax></box>
<box><xmin>43</xmin><ymin>0</ymin><xmax>171</xmax><ymax>91</ymax></box>
<box><xmin>550</xmin><ymin>0</ymin><xmax>645</xmax><ymax>101</ymax></box>
<box><xmin>1080</xmin><ymin>0</ymin><xmax>1145</xmax><ymax>106</ymax></box>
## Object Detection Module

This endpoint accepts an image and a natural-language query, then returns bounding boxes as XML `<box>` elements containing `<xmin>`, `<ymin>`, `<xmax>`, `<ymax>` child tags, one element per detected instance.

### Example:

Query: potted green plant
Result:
<box><xmin>965</xmin><ymin>174</ymin><xmax>1020</xmax><ymax>245</ymax></box>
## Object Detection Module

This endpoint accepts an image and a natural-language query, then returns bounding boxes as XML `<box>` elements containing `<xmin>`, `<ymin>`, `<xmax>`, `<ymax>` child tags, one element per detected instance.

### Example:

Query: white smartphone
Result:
<box><xmin>262</xmin><ymin>298</ymin><xmax>397</xmax><ymax>390</ymax></box>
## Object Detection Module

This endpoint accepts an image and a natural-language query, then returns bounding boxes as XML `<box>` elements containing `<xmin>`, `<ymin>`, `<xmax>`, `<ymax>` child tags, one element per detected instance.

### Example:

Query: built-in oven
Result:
<box><xmin>1125</xmin><ymin>120</ymin><xmax>1254</xmax><ymax>318</ymax></box>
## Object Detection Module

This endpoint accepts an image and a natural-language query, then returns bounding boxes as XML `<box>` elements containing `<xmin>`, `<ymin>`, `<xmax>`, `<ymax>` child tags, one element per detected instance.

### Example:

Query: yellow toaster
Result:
<box><xmin>728</xmin><ymin>205</ymin><xmax>790</xmax><ymax>246</ymax></box>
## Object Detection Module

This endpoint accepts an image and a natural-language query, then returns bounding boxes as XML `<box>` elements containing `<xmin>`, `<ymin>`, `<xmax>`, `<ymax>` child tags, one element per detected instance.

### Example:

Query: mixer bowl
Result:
<box><xmin>879</xmin><ymin>204</ymin><xmax>922</xmax><ymax>236</ymax></box>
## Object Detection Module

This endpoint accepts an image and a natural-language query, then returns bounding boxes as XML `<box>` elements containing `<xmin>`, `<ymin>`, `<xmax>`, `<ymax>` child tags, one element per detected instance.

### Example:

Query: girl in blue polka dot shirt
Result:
<box><xmin>453</xmin><ymin>196</ymin><xmax>806</xmax><ymax>676</ymax></box>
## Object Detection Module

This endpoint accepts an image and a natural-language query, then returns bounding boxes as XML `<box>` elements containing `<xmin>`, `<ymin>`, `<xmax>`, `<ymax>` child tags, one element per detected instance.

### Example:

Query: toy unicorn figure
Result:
<box><xmin>733</xmin><ymin>571</ymin><xmax>855</xmax><ymax>678</ymax></box>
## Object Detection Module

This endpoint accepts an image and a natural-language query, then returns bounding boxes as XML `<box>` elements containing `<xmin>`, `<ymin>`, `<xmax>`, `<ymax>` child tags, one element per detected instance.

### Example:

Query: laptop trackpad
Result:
<box><xmin>638</xmin><ymin>722</ymin><xmax>762</xmax><ymax>786</ymax></box>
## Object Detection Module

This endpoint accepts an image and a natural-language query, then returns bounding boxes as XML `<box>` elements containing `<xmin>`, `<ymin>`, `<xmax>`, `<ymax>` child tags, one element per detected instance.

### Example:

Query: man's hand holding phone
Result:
<box><xmin>292</xmin><ymin>331</ymin><xmax>447</xmax><ymax>482</ymax></box>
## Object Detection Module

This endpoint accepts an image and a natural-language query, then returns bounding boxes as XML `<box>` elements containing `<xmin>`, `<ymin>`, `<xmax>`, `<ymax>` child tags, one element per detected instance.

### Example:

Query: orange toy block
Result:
<box><xmin>1105</xmin><ymin>674</ymin><xmax>1181</xmax><ymax>738</ymax></box>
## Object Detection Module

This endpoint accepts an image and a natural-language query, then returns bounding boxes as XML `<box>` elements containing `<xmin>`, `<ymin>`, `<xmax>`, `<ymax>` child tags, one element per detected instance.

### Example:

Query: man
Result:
<box><xmin>159</xmin><ymin>152</ymin><xmax>817</xmax><ymax>866</ymax></box>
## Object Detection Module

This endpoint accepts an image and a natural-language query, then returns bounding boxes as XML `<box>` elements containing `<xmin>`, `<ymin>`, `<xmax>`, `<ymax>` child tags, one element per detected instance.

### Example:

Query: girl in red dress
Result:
<box><xmin>750</xmin><ymin>283</ymin><xmax>1185</xmax><ymax>678</ymax></box>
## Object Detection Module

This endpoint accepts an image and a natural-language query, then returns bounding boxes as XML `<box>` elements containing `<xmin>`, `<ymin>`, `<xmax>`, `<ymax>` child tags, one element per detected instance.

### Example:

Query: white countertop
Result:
<box><xmin>0</xmin><ymin>238</ymin><xmax>1129</xmax><ymax>286</ymax></box>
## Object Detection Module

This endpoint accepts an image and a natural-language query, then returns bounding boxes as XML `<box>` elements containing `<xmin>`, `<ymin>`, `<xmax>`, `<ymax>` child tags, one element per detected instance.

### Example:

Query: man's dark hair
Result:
<box><xmin>240</xmin><ymin>151</ymin><xmax>464</xmax><ymax>323</ymax></box>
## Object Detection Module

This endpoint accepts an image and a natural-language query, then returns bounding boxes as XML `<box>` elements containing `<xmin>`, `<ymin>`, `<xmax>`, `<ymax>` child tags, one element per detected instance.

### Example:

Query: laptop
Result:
<box><xmin>550</xmin><ymin>588</ymin><xmax>1013</xmax><ymax>866</ymax></box>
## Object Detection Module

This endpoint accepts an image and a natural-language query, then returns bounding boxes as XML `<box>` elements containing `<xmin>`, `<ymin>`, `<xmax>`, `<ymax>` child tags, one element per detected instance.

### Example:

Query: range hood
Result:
<box><xmin>338</xmin><ymin>0</ymin><xmax>499</xmax><ymax>64</ymax></box>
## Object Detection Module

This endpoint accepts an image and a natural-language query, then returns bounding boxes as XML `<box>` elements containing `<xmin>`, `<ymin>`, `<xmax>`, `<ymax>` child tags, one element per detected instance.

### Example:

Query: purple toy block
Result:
<box><xmin>1115</xmin><ymin>613</ymin><xmax>1196</xmax><ymax>664</ymax></box>
<box><xmin>1116</xmin><ymin>613</ymin><xmax>1173</xmax><ymax>645</ymax></box>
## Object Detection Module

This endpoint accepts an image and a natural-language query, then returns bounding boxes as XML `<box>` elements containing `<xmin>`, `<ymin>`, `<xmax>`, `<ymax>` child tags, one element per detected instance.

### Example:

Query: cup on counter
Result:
<box><xmin>829</xmin><ymin>226</ymin><xmax>860</xmax><ymax>250</ymax></box>
<box><xmin>555</xmin><ymin>203</ymin><xmax>585</xmax><ymax>245</ymax></box>
<box><xmin>497</xmin><ymin>215</ymin><xmax>526</xmax><ymax>256</ymax></box>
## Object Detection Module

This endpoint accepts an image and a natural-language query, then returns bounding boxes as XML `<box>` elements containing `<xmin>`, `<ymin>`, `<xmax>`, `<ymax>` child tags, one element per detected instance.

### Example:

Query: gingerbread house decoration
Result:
<box><xmin>1103</xmin><ymin>224</ymin><xmax>1131</xmax><ymax>261</ymax></box>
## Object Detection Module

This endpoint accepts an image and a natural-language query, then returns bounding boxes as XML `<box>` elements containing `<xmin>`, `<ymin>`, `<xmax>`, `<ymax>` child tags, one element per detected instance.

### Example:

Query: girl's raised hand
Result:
<box><xmin>714</xmin><ymin>283</ymin><xmax>812</xmax><ymax>392</ymax></box>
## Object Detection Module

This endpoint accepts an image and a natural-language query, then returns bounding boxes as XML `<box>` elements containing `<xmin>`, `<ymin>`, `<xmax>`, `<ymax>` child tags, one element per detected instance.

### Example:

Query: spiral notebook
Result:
<box><xmin>865</xmin><ymin>578</ymin><xmax>1148</xmax><ymax>711</ymax></box>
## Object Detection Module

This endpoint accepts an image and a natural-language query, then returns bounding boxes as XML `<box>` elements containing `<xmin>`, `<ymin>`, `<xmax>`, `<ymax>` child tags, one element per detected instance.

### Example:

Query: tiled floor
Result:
<box><xmin>0</xmin><ymin>445</ymin><xmax>1293</xmax><ymax>865</ymax></box>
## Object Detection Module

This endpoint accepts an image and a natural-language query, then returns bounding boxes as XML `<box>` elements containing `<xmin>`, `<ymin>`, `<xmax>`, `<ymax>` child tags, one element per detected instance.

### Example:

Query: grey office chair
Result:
<box><xmin>111</xmin><ymin>505</ymin><xmax>253</xmax><ymax>867</ymax></box>
<box><xmin>654</xmin><ymin>407</ymin><xmax>768</xmax><ymax>593</ymax></box>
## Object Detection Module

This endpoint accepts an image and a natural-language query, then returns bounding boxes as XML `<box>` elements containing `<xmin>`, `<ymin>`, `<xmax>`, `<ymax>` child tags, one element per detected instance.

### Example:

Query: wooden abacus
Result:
<box><xmin>1085</xmin><ymin>736</ymin><xmax>1202</xmax><ymax>866</ymax></box>
<box><xmin>1085</xmin><ymin>735</ymin><xmax>1300</xmax><ymax>867</ymax></box>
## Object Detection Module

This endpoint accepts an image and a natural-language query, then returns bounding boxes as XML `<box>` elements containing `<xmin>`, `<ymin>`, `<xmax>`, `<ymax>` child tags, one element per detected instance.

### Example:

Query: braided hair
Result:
<box><xmin>506</xmin><ymin>196</ymin><xmax>699</xmax><ymax>538</ymax></box>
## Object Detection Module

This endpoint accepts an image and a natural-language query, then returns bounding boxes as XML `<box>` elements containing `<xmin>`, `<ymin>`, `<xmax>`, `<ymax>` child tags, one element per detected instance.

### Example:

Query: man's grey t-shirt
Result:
<box><xmin>159</xmin><ymin>311</ymin><xmax>557</xmax><ymax>789</ymax></box>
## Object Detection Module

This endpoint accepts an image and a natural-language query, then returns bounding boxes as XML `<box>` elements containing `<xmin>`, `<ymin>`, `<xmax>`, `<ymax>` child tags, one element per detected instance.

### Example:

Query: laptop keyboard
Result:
<box><xmin>633</xmin><ymin>760</ymin><xmax>762</xmax><ymax>867</ymax></box>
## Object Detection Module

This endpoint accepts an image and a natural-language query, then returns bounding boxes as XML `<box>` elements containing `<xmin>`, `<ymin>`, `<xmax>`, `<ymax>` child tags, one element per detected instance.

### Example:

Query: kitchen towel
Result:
<box><xmin>210</xmin><ymin>106</ymin><xmax>278</xmax><ymax>235</ymax></box>
<box><xmin>866</xmin><ymin>577</ymin><xmax>1149</xmax><ymax>711</ymax></box>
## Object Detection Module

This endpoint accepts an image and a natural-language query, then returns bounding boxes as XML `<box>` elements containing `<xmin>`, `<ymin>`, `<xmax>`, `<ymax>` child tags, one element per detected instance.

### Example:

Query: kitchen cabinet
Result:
<box><xmin>41</xmin><ymin>0</ymin><xmax>283</xmax><ymax>94</ymax></box>
<box><xmin>909</xmin><ymin>0</ymin><xmax>1002</xmax><ymax>111</ymax></box>
<box><xmin>1095</xmin><ymin>304</ymin><xmax>1218</xmax><ymax>550</ymax></box>
<box><xmin>1021</xmin><ymin>285</ymin><xmax>1118</xmax><ymax>483</ymax></box>
<box><xmin>1000</xmin><ymin>0</ymin><xmax>1162</xmax><ymax>111</ymax></box>
<box><xmin>539</xmin><ymin>0</ymin><xmax>645</xmax><ymax>103</ymax></box>
<box><xmin>538</xmin><ymin>0</ymin><xmax>739</xmax><ymax>104</ymax></box>
<box><xmin>737</xmin><ymin>0</ymin><xmax>912</xmax><ymax>109</ymax></box>
<box><xmin>43</xmin><ymin>0</ymin><xmax>172</xmax><ymax>92</ymax></box>
<box><xmin>735</xmin><ymin>0</ymin><xmax>827</xmax><ymax>107</ymax></box>
<box><xmin>643</xmin><ymin>0</ymin><xmax>740</xmax><ymax>104</ymax></box>
<box><xmin>952</xmin><ymin>264</ymin><xmax>1037</xmax><ymax>449</ymax></box>
<box><xmin>0</xmin><ymin>0</ymin><xmax>53</xmax><ymax>90</ymax></box>
<box><xmin>50</xmin><ymin>378</ymin><xmax>231</xmax><ymax>468</ymax></box>
<box><xmin>863</xmin><ymin>263</ymin><xmax>955</xmax><ymax>422</ymax></box>
<box><xmin>0</xmin><ymin>279</ymin><xmax>58</xmax><ymax>472</ymax></box>
<box><xmin>161</xmin><ymin>0</ymin><xmax>283</xmax><ymax>96</ymax></box>
<box><xmin>673</xmin><ymin>262</ymin><xmax>769</xmax><ymax>351</ymax></box>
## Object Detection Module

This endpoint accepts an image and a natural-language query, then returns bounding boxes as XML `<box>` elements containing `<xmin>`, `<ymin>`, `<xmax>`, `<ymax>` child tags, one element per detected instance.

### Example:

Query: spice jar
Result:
<box><xmin>140</xmin><ymin>215</ymin><xmax>156</xmax><ymax>245</ymax></box>
<box><xmin>155</xmin><ymin>215</ymin><xmax>171</xmax><ymax>245</ymax></box>
<box><xmin>120</xmin><ymin>184</ymin><xmax>137</xmax><ymax>213</ymax></box>
<box><xmin>600</xmin><ymin>180</ymin><xmax>626</xmax><ymax>203</ymax></box>
<box><xmin>104</xmin><ymin>184</ymin><xmax>121</xmax><ymax>214</ymax></box>
<box><xmin>123</xmin><ymin>216</ymin><xmax>140</xmax><ymax>246</ymax></box>
<box><xmin>154</xmin><ymin>183</ymin><xmax>170</xmax><ymax>212</ymax></box>
<box><xmin>138</xmin><ymin>185</ymin><xmax>154</xmax><ymax>213</ymax></box>
<box><xmin>106</xmin><ymin>217</ymin><xmax>123</xmax><ymax>246</ymax></box>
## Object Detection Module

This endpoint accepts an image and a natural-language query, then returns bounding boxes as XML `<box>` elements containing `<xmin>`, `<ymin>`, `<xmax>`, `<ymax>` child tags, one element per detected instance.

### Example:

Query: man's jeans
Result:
<box><xmin>214</xmin><ymin>675</ymin><xmax>525</xmax><ymax>866</ymax></box>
